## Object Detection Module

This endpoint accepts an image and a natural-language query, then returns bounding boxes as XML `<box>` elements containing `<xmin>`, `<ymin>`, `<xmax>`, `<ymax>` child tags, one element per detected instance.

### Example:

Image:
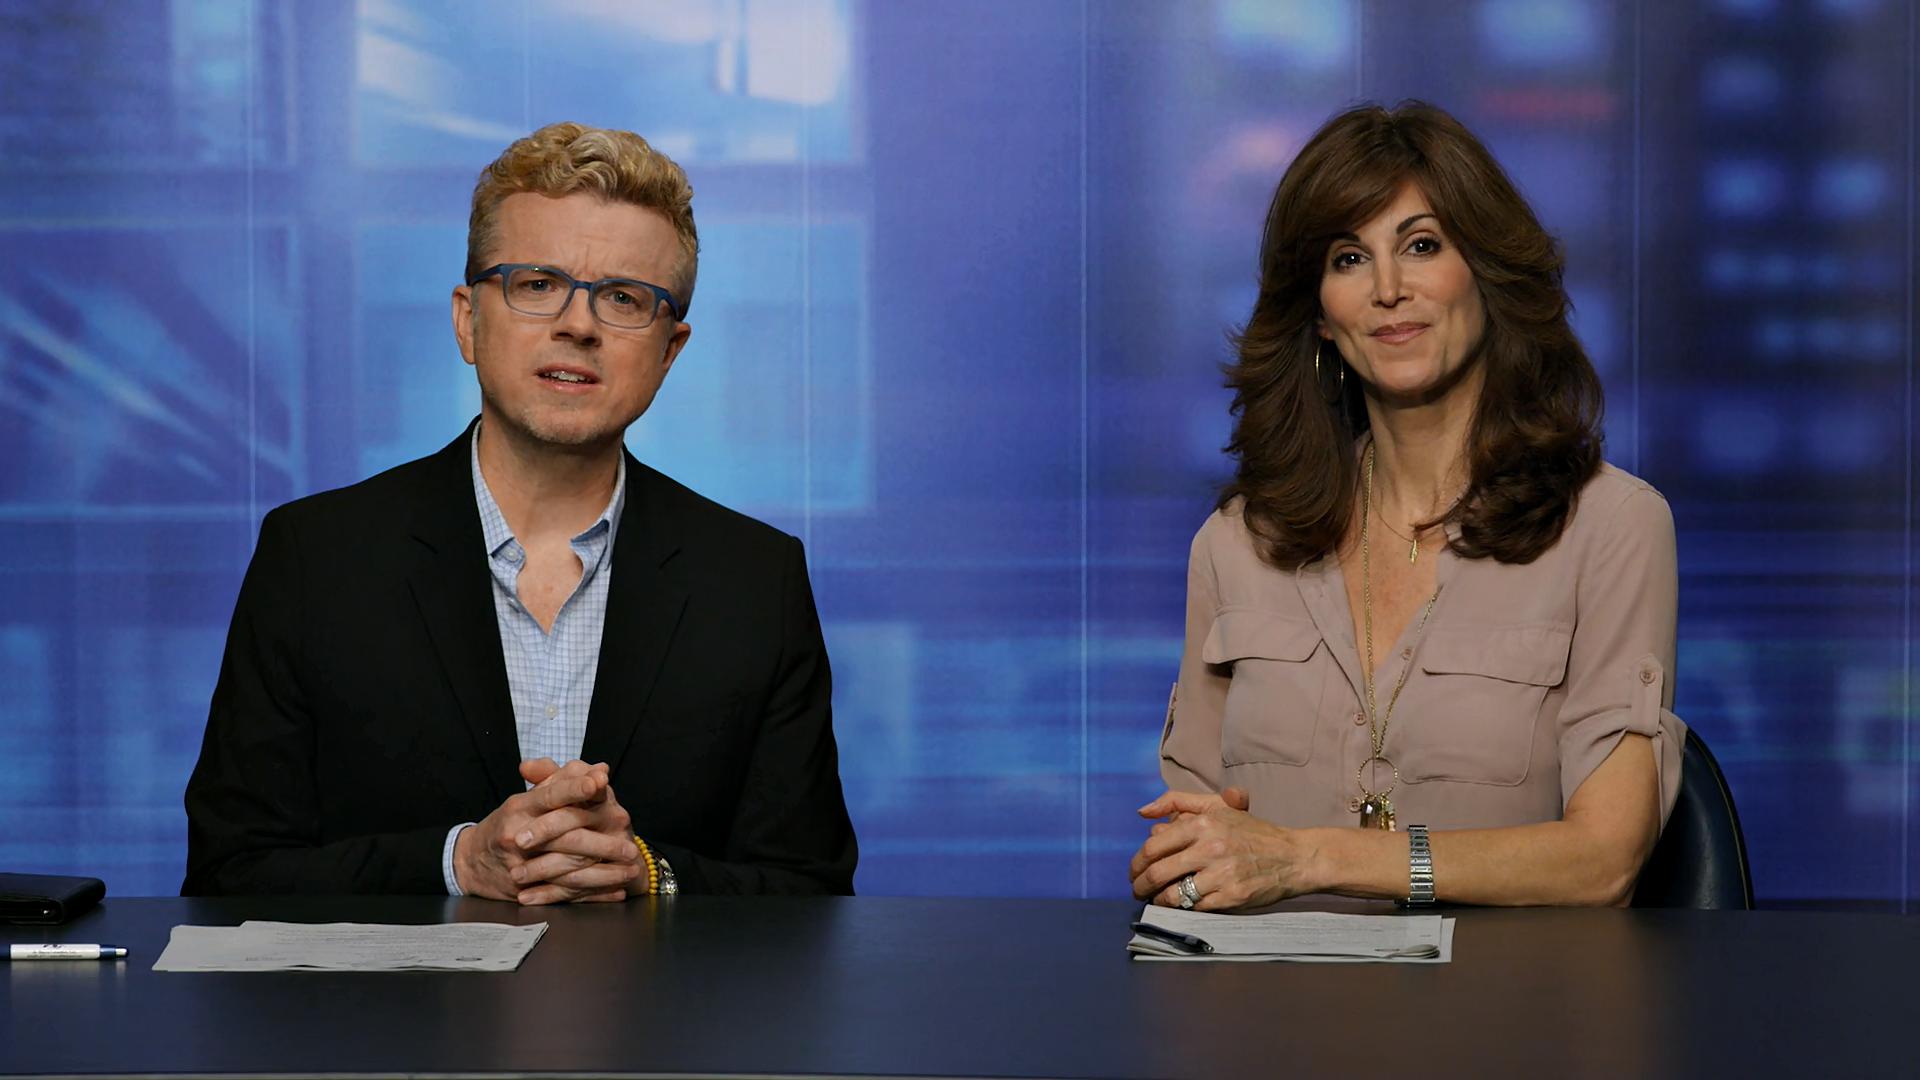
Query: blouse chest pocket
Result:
<box><xmin>1402</xmin><ymin>623</ymin><xmax>1571</xmax><ymax>786</ymax></box>
<box><xmin>1203</xmin><ymin>608</ymin><xmax>1327</xmax><ymax>767</ymax></box>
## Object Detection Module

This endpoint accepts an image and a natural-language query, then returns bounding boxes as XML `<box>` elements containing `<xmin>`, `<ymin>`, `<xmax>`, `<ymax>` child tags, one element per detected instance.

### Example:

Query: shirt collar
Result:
<box><xmin>471</xmin><ymin>423</ymin><xmax>627</xmax><ymax>556</ymax></box>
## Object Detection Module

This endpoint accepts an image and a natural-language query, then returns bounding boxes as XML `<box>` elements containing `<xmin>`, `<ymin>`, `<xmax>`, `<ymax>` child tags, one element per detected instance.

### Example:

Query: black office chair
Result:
<box><xmin>1632</xmin><ymin>727</ymin><xmax>1754</xmax><ymax>909</ymax></box>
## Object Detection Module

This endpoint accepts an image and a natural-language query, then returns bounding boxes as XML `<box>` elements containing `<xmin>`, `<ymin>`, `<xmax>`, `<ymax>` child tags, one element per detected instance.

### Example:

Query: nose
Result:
<box><xmin>550</xmin><ymin>282</ymin><xmax>601</xmax><ymax>345</ymax></box>
<box><xmin>1370</xmin><ymin>257</ymin><xmax>1406</xmax><ymax>308</ymax></box>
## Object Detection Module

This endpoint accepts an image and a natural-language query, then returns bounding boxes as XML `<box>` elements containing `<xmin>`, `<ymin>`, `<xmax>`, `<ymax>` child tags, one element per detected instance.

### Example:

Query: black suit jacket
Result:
<box><xmin>183</xmin><ymin>425</ymin><xmax>856</xmax><ymax>895</ymax></box>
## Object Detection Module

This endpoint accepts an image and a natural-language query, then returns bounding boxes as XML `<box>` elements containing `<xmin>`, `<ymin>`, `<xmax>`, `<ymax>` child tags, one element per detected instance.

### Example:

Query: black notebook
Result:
<box><xmin>0</xmin><ymin>873</ymin><xmax>107</xmax><ymax>925</ymax></box>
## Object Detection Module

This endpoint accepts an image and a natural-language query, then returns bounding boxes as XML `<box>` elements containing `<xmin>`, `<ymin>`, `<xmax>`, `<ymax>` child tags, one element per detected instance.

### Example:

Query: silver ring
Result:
<box><xmin>1178</xmin><ymin>874</ymin><xmax>1199</xmax><ymax>909</ymax></box>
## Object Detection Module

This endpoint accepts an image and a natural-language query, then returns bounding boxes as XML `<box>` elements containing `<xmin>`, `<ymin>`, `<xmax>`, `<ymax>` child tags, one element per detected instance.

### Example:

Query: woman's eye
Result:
<box><xmin>1407</xmin><ymin>236</ymin><xmax>1441</xmax><ymax>255</ymax></box>
<box><xmin>1332</xmin><ymin>250</ymin><xmax>1363</xmax><ymax>270</ymax></box>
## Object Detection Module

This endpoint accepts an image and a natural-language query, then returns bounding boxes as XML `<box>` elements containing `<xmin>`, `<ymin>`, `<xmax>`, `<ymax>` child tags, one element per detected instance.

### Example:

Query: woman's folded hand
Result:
<box><xmin>1129</xmin><ymin>788</ymin><xmax>1319</xmax><ymax>911</ymax></box>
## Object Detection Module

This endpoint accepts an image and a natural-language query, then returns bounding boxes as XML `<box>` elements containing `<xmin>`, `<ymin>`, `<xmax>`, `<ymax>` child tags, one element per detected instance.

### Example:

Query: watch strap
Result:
<box><xmin>1401</xmin><ymin>824</ymin><xmax>1435</xmax><ymax>906</ymax></box>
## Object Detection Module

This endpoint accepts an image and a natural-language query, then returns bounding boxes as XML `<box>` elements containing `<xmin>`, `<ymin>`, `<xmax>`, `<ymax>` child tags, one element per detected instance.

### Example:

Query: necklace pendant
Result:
<box><xmin>1358</xmin><ymin>796</ymin><xmax>1396</xmax><ymax>831</ymax></box>
<box><xmin>1409</xmin><ymin>536</ymin><xmax>1419</xmax><ymax>565</ymax></box>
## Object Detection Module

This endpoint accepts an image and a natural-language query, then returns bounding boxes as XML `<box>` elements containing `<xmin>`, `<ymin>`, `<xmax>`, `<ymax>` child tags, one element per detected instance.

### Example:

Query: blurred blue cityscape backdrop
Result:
<box><xmin>0</xmin><ymin>0</ymin><xmax>1915</xmax><ymax>907</ymax></box>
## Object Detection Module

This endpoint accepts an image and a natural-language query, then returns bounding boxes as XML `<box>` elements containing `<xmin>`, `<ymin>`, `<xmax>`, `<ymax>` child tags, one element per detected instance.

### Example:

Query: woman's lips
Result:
<box><xmin>1371</xmin><ymin>323</ymin><xmax>1429</xmax><ymax>345</ymax></box>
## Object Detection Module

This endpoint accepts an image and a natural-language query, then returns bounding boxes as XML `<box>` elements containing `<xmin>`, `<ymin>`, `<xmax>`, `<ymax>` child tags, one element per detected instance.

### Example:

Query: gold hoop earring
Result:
<box><xmin>1314</xmin><ymin>340</ymin><xmax>1345</xmax><ymax>402</ymax></box>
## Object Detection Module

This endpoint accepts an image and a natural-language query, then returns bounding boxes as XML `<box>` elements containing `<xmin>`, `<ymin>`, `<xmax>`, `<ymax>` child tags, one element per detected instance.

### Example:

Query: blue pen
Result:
<box><xmin>1130</xmin><ymin>922</ymin><xmax>1214</xmax><ymax>954</ymax></box>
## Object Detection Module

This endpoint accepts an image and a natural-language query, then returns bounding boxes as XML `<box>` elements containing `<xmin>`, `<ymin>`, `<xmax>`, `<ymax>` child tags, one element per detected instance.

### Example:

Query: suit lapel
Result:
<box><xmin>404</xmin><ymin>424</ymin><xmax>524</xmax><ymax>805</ymax></box>
<box><xmin>581</xmin><ymin>454</ymin><xmax>688</xmax><ymax>774</ymax></box>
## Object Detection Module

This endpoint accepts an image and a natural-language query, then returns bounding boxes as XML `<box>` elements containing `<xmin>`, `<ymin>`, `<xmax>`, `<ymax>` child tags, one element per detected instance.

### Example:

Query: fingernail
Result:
<box><xmin>516</xmin><ymin>830</ymin><xmax>534</xmax><ymax>848</ymax></box>
<box><xmin>517</xmin><ymin>891</ymin><xmax>532</xmax><ymax>904</ymax></box>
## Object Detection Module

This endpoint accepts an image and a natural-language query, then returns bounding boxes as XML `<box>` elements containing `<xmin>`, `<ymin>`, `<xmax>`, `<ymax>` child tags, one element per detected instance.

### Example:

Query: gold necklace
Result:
<box><xmin>1367</xmin><ymin>445</ymin><xmax>1433</xmax><ymax>565</ymax></box>
<box><xmin>1373</xmin><ymin>500</ymin><xmax>1422</xmax><ymax>565</ymax></box>
<box><xmin>1354</xmin><ymin>440</ymin><xmax>1439</xmax><ymax>831</ymax></box>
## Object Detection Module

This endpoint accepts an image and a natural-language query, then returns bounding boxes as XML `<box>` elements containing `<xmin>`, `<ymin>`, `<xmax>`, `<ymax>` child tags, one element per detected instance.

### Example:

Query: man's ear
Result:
<box><xmin>451</xmin><ymin>285</ymin><xmax>477</xmax><ymax>367</ymax></box>
<box><xmin>658</xmin><ymin>321</ymin><xmax>692</xmax><ymax>375</ymax></box>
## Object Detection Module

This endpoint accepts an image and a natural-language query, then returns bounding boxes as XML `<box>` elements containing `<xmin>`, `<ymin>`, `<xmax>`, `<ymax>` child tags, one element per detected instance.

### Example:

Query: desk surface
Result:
<box><xmin>3</xmin><ymin>895</ymin><xmax>1914</xmax><ymax>1078</ymax></box>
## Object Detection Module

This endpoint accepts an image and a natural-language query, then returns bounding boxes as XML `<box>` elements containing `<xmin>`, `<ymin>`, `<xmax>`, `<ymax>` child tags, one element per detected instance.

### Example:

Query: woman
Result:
<box><xmin>1130</xmin><ymin>101</ymin><xmax>1684</xmax><ymax>909</ymax></box>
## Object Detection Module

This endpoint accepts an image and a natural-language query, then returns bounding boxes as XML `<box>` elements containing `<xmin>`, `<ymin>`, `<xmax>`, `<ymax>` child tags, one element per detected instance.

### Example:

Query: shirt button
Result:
<box><xmin>1400</xmin><ymin>648</ymin><xmax>1412</xmax><ymax>659</ymax></box>
<box><xmin>1639</xmin><ymin>669</ymin><xmax>1657</xmax><ymax>685</ymax></box>
<box><xmin>1353</xmin><ymin>711</ymin><xmax>1367</xmax><ymax>726</ymax></box>
<box><xmin>545</xmin><ymin>704</ymin><xmax>558</xmax><ymax>719</ymax></box>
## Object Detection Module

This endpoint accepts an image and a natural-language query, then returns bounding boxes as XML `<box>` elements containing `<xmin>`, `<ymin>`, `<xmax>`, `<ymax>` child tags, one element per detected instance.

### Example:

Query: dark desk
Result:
<box><xmin>3</xmin><ymin>895</ymin><xmax>1913</xmax><ymax>1078</ymax></box>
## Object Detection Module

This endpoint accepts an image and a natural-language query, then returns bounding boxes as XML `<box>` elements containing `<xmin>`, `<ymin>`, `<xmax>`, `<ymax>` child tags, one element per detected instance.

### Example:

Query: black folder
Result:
<box><xmin>0</xmin><ymin>873</ymin><xmax>107</xmax><ymax>925</ymax></box>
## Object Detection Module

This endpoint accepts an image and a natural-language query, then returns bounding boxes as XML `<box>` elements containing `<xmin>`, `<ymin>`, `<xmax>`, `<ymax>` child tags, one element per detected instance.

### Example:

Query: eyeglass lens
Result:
<box><xmin>501</xmin><ymin>267</ymin><xmax>662</xmax><ymax>329</ymax></box>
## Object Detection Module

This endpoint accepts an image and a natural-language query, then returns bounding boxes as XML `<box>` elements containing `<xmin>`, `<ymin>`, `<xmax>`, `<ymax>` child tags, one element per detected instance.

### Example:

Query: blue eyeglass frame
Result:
<box><xmin>467</xmin><ymin>263</ymin><xmax>687</xmax><ymax>325</ymax></box>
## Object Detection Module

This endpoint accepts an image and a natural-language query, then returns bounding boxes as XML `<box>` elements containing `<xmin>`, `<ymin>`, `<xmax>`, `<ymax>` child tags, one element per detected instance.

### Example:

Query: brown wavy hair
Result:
<box><xmin>1221</xmin><ymin>100</ymin><xmax>1604</xmax><ymax>569</ymax></box>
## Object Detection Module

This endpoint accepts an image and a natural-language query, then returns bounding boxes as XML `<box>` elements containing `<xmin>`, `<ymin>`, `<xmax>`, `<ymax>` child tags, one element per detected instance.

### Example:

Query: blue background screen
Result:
<box><xmin>1</xmin><ymin>0</ymin><xmax>1915</xmax><ymax>907</ymax></box>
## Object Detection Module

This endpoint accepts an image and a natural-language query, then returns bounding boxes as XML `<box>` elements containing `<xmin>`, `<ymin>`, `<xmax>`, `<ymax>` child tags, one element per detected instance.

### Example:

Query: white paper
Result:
<box><xmin>1129</xmin><ymin>907</ymin><xmax>1453</xmax><ymax>963</ymax></box>
<box><xmin>153</xmin><ymin>921</ymin><xmax>547</xmax><ymax>972</ymax></box>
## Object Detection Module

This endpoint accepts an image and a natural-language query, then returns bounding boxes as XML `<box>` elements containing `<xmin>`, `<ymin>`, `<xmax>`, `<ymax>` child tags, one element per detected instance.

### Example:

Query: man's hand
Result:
<box><xmin>511</xmin><ymin>758</ymin><xmax>645</xmax><ymax>904</ymax></box>
<box><xmin>454</xmin><ymin>758</ymin><xmax>641</xmax><ymax>904</ymax></box>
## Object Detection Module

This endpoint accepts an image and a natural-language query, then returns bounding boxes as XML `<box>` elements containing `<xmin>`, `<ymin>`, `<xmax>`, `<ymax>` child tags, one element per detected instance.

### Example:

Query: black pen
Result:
<box><xmin>1130</xmin><ymin>922</ymin><xmax>1214</xmax><ymax>954</ymax></box>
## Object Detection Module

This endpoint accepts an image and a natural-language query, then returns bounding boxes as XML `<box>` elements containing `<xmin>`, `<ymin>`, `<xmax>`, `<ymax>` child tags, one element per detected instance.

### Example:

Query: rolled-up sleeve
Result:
<box><xmin>1557</xmin><ymin>487</ymin><xmax>1687</xmax><ymax>829</ymax></box>
<box><xmin>1160</xmin><ymin>520</ymin><xmax>1228</xmax><ymax>794</ymax></box>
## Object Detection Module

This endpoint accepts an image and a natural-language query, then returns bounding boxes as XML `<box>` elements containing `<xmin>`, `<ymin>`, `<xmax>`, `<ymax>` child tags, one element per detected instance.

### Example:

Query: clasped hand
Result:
<box><xmin>454</xmin><ymin>758</ymin><xmax>641</xmax><ymax>905</ymax></box>
<box><xmin>1128</xmin><ymin>787</ymin><xmax>1316</xmax><ymax>911</ymax></box>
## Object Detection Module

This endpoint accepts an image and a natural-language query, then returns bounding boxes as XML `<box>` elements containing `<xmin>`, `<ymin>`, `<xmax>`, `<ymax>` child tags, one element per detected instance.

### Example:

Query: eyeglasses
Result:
<box><xmin>467</xmin><ymin>263</ymin><xmax>685</xmax><ymax>330</ymax></box>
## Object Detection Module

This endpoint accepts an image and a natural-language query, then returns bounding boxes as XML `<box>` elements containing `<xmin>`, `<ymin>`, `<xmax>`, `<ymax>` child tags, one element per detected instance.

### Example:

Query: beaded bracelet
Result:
<box><xmin>632</xmin><ymin>835</ymin><xmax>659</xmax><ymax>896</ymax></box>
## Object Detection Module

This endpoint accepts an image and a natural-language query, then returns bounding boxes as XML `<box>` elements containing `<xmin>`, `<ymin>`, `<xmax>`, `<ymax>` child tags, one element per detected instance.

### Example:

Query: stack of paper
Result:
<box><xmin>153</xmin><ymin>920</ymin><xmax>548</xmax><ymax>972</ymax></box>
<box><xmin>1128</xmin><ymin>906</ymin><xmax>1453</xmax><ymax>963</ymax></box>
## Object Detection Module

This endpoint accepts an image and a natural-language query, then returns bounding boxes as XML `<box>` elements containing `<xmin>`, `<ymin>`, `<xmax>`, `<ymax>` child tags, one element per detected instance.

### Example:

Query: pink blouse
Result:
<box><xmin>1160</xmin><ymin>464</ymin><xmax>1686</xmax><ymax>832</ymax></box>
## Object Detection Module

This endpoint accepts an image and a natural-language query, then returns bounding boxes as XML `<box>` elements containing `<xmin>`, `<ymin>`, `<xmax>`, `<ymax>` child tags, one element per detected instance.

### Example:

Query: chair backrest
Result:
<box><xmin>1632</xmin><ymin>727</ymin><xmax>1754</xmax><ymax>909</ymax></box>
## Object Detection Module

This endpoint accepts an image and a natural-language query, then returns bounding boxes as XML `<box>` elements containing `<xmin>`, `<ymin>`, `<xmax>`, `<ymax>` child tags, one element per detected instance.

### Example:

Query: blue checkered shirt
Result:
<box><xmin>441</xmin><ymin>428</ymin><xmax>625</xmax><ymax>894</ymax></box>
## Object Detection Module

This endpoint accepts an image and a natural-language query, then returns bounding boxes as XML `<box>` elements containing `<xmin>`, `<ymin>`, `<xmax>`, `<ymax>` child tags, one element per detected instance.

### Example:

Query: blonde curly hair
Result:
<box><xmin>466</xmin><ymin>121</ymin><xmax>700</xmax><ymax>311</ymax></box>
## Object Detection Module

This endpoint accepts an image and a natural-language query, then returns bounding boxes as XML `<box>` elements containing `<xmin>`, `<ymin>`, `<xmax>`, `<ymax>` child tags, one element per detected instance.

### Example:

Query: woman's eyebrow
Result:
<box><xmin>1325</xmin><ymin>213</ymin><xmax>1437</xmax><ymax>245</ymax></box>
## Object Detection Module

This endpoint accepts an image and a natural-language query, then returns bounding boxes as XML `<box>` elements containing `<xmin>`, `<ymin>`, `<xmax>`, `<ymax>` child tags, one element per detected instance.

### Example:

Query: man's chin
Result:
<box><xmin>491</xmin><ymin>410</ymin><xmax>627</xmax><ymax>454</ymax></box>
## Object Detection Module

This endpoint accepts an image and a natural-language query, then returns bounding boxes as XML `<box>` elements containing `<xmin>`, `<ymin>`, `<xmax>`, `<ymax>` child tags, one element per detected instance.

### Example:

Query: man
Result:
<box><xmin>184</xmin><ymin>122</ymin><xmax>856</xmax><ymax>900</ymax></box>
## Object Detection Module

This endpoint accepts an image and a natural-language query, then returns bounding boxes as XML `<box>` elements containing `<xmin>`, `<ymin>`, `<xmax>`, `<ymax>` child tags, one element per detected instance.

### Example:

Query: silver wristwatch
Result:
<box><xmin>655</xmin><ymin>853</ymin><xmax>679</xmax><ymax>896</ymax></box>
<box><xmin>1401</xmin><ymin>824</ymin><xmax>1435</xmax><ymax>906</ymax></box>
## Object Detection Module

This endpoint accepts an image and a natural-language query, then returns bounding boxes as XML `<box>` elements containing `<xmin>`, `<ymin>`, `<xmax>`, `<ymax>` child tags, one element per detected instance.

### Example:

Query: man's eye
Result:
<box><xmin>516</xmin><ymin>276</ymin><xmax>558</xmax><ymax>293</ymax></box>
<box><xmin>603</xmin><ymin>289</ymin><xmax>639</xmax><ymax>308</ymax></box>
